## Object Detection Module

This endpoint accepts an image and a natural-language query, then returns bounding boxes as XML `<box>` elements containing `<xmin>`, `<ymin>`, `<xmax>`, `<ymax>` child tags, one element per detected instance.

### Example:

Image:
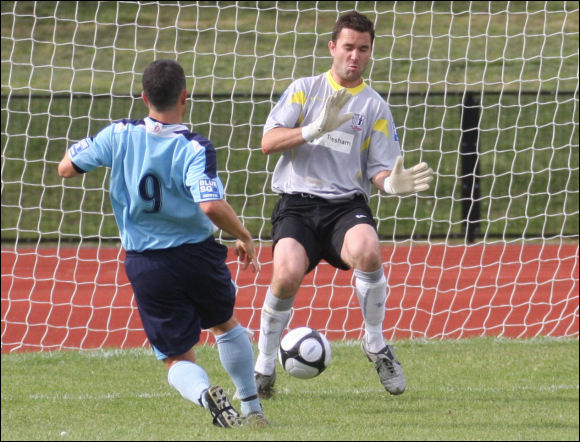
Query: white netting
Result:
<box><xmin>1</xmin><ymin>1</ymin><xmax>578</xmax><ymax>352</ymax></box>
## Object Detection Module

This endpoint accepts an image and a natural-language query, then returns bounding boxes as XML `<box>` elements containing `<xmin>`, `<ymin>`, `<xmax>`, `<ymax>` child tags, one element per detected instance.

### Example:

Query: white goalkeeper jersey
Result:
<box><xmin>263</xmin><ymin>70</ymin><xmax>402</xmax><ymax>201</ymax></box>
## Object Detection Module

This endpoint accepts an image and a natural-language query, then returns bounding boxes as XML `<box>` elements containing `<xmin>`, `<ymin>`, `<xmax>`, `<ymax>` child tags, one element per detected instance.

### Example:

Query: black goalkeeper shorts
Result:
<box><xmin>271</xmin><ymin>193</ymin><xmax>376</xmax><ymax>274</ymax></box>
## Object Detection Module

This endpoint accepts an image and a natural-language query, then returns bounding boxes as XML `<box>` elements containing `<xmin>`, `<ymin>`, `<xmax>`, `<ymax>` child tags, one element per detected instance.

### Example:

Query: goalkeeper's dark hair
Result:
<box><xmin>142</xmin><ymin>59</ymin><xmax>186</xmax><ymax>111</ymax></box>
<box><xmin>332</xmin><ymin>11</ymin><xmax>375</xmax><ymax>45</ymax></box>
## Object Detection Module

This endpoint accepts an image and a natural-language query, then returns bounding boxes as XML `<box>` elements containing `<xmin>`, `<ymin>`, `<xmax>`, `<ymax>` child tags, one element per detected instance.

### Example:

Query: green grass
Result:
<box><xmin>1</xmin><ymin>338</ymin><xmax>579</xmax><ymax>440</ymax></box>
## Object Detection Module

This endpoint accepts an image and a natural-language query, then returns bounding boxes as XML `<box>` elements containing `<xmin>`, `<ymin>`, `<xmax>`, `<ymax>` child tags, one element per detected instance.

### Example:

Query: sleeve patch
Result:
<box><xmin>68</xmin><ymin>139</ymin><xmax>90</xmax><ymax>158</ymax></box>
<box><xmin>199</xmin><ymin>178</ymin><xmax>220</xmax><ymax>199</ymax></box>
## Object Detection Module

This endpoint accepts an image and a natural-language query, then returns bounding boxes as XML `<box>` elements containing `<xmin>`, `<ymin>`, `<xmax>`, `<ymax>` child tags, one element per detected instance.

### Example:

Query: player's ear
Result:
<box><xmin>328</xmin><ymin>39</ymin><xmax>336</xmax><ymax>56</ymax></box>
<box><xmin>141</xmin><ymin>92</ymin><xmax>150</xmax><ymax>108</ymax></box>
<box><xmin>180</xmin><ymin>89</ymin><xmax>187</xmax><ymax>105</ymax></box>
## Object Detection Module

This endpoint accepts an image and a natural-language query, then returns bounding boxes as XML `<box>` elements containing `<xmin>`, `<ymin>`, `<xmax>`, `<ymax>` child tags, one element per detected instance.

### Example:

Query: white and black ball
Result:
<box><xmin>278</xmin><ymin>327</ymin><xmax>331</xmax><ymax>379</ymax></box>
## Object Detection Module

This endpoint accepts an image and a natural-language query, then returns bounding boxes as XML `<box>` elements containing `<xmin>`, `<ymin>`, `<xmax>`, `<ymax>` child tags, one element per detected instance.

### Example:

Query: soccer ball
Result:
<box><xmin>278</xmin><ymin>327</ymin><xmax>331</xmax><ymax>379</ymax></box>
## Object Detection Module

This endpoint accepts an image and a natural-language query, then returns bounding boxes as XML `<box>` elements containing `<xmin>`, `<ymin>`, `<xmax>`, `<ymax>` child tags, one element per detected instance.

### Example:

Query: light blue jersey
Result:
<box><xmin>67</xmin><ymin>117</ymin><xmax>224</xmax><ymax>252</ymax></box>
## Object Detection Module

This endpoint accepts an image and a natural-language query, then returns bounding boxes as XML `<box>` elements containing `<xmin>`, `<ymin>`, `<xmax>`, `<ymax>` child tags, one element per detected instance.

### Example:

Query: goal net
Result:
<box><xmin>1</xmin><ymin>1</ymin><xmax>578</xmax><ymax>352</ymax></box>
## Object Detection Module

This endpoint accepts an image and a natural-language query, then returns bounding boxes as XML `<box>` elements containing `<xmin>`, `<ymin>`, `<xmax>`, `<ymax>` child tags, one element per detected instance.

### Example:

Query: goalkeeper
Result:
<box><xmin>254</xmin><ymin>11</ymin><xmax>433</xmax><ymax>398</ymax></box>
<box><xmin>58</xmin><ymin>60</ymin><xmax>267</xmax><ymax>428</ymax></box>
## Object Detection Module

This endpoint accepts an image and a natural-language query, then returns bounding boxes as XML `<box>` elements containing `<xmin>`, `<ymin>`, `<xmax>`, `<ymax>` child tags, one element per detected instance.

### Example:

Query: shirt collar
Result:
<box><xmin>325</xmin><ymin>70</ymin><xmax>366</xmax><ymax>95</ymax></box>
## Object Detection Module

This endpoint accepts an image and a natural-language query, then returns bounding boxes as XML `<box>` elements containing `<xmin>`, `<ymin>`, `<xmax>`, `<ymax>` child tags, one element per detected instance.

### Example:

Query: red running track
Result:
<box><xmin>1</xmin><ymin>244</ymin><xmax>578</xmax><ymax>352</ymax></box>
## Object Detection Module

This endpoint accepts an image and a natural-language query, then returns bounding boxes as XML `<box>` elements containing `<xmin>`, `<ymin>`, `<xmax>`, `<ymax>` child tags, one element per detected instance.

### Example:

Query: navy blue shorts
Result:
<box><xmin>271</xmin><ymin>193</ymin><xmax>377</xmax><ymax>273</ymax></box>
<box><xmin>124</xmin><ymin>237</ymin><xmax>236</xmax><ymax>358</ymax></box>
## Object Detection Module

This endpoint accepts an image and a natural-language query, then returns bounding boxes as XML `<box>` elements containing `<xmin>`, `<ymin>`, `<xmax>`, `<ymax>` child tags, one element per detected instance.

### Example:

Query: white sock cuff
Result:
<box><xmin>264</xmin><ymin>286</ymin><xmax>295</xmax><ymax>312</ymax></box>
<box><xmin>354</xmin><ymin>268</ymin><xmax>386</xmax><ymax>284</ymax></box>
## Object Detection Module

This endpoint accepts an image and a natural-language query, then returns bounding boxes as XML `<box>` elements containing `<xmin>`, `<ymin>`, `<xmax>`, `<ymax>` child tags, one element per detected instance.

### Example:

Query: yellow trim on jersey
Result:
<box><xmin>290</xmin><ymin>91</ymin><xmax>307</xmax><ymax>106</ymax></box>
<box><xmin>325</xmin><ymin>70</ymin><xmax>366</xmax><ymax>95</ymax></box>
<box><xmin>361</xmin><ymin>137</ymin><xmax>371</xmax><ymax>152</ymax></box>
<box><xmin>361</xmin><ymin>119</ymin><xmax>389</xmax><ymax>152</ymax></box>
<box><xmin>373</xmin><ymin>119</ymin><xmax>389</xmax><ymax>138</ymax></box>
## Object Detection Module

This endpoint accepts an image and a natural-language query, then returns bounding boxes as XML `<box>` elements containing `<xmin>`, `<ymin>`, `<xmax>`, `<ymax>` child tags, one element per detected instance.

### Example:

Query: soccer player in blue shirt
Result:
<box><xmin>58</xmin><ymin>59</ymin><xmax>267</xmax><ymax>428</ymax></box>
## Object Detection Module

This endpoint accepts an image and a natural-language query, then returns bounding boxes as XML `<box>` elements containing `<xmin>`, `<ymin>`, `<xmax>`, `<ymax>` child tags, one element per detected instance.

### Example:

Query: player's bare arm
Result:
<box><xmin>57</xmin><ymin>153</ymin><xmax>81</xmax><ymax>178</ymax></box>
<box><xmin>199</xmin><ymin>199</ymin><xmax>260</xmax><ymax>272</ymax></box>
<box><xmin>370</xmin><ymin>170</ymin><xmax>391</xmax><ymax>193</ymax></box>
<box><xmin>261</xmin><ymin>126</ymin><xmax>306</xmax><ymax>154</ymax></box>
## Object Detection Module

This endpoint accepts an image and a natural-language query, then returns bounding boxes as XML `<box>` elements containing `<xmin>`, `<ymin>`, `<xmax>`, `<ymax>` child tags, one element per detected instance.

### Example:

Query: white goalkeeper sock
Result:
<box><xmin>167</xmin><ymin>360</ymin><xmax>210</xmax><ymax>407</ymax></box>
<box><xmin>355</xmin><ymin>268</ymin><xmax>387</xmax><ymax>353</ymax></box>
<box><xmin>255</xmin><ymin>287</ymin><xmax>294</xmax><ymax>375</ymax></box>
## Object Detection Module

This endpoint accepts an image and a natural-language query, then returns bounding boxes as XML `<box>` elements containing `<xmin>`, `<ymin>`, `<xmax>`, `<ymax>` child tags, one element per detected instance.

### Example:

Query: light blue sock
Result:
<box><xmin>167</xmin><ymin>360</ymin><xmax>210</xmax><ymax>407</ymax></box>
<box><xmin>216</xmin><ymin>324</ymin><xmax>262</xmax><ymax>415</ymax></box>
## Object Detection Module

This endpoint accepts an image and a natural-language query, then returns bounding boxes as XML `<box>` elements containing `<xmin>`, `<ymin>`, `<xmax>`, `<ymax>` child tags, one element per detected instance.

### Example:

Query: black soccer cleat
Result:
<box><xmin>203</xmin><ymin>385</ymin><xmax>243</xmax><ymax>428</ymax></box>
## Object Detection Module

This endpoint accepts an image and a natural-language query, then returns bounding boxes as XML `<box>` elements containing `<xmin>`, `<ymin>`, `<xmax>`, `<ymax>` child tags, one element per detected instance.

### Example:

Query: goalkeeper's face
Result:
<box><xmin>329</xmin><ymin>28</ymin><xmax>372</xmax><ymax>87</ymax></box>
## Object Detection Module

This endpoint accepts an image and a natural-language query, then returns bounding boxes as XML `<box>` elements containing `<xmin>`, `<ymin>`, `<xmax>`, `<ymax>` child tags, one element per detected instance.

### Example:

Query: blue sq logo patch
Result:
<box><xmin>68</xmin><ymin>139</ymin><xmax>90</xmax><ymax>158</ymax></box>
<box><xmin>199</xmin><ymin>178</ymin><xmax>220</xmax><ymax>199</ymax></box>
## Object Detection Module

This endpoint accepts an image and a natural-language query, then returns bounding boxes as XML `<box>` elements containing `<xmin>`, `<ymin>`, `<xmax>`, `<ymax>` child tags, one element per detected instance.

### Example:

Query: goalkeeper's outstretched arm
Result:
<box><xmin>262</xmin><ymin>88</ymin><xmax>353</xmax><ymax>154</ymax></box>
<box><xmin>372</xmin><ymin>156</ymin><xmax>434</xmax><ymax>195</ymax></box>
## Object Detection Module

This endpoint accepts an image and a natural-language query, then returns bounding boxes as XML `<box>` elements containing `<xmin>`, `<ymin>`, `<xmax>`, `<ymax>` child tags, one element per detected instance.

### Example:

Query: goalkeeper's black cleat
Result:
<box><xmin>254</xmin><ymin>370</ymin><xmax>276</xmax><ymax>399</ymax></box>
<box><xmin>203</xmin><ymin>385</ymin><xmax>243</xmax><ymax>428</ymax></box>
<box><xmin>362</xmin><ymin>340</ymin><xmax>407</xmax><ymax>395</ymax></box>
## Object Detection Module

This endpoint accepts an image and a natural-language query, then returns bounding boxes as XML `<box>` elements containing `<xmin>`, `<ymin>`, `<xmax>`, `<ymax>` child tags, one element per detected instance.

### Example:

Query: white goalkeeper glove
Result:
<box><xmin>302</xmin><ymin>88</ymin><xmax>354</xmax><ymax>142</ymax></box>
<box><xmin>383</xmin><ymin>156</ymin><xmax>434</xmax><ymax>195</ymax></box>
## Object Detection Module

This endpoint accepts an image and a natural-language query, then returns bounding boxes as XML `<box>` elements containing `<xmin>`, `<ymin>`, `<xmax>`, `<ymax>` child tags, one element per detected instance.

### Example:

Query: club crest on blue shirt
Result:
<box><xmin>351</xmin><ymin>114</ymin><xmax>365</xmax><ymax>132</ymax></box>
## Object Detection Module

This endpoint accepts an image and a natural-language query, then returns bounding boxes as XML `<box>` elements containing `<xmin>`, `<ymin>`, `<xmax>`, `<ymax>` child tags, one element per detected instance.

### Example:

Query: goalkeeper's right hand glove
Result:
<box><xmin>302</xmin><ymin>88</ymin><xmax>354</xmax><ymax>142</ymax></box>
<box><xmin>383</xmin><ymin>156</ymin><xmax>434</xmax><ymax>195</ymax></box>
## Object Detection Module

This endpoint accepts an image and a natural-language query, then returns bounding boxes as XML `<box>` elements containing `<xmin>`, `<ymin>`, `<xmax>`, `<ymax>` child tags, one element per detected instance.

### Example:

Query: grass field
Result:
<box><xmin>1</xmin><ymin>338</ymin><xmax>578</xmax><ymax>441</ymax></box>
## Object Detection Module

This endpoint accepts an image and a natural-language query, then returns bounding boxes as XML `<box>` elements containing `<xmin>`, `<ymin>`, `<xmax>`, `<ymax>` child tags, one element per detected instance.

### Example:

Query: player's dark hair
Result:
<box><xmin>142</xmin><ymin>59</ymin><xmax>186</xmax><ymax>111</ymax></box>
<box><xmin>332</xmin><ymin>10</ymin><xmax>375</xmax><ymax>45</ymax></box>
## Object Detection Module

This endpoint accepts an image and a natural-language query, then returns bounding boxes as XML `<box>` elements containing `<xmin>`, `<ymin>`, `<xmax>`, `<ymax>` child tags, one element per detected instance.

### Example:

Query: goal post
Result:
<box><xmin>1</xmin><ymin>1</ymin><xmax>578</xmax><ymax>352</ymax></box>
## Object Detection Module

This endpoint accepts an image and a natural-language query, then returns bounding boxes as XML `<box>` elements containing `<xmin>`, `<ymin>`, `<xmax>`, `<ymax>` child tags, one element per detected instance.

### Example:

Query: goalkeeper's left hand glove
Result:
<box><xmin>302</xmin><ymin>88</ymin><xmax>354</xmax><ymax>142</ymax></box>
<box><xmin>383</xmin><ymin>156</ymin><xmax>434</xmax><ymax>195</ymax></box>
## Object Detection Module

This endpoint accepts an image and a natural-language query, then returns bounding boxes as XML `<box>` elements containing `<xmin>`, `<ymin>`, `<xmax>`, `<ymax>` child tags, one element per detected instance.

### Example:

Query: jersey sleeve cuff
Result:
<box><xmin>71</xmin><ymin>161</ymin><xmax>87</xmax><ymax>174</ymax></box>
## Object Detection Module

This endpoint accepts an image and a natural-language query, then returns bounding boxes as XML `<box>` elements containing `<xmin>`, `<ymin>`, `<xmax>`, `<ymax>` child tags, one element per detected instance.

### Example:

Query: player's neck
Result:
<box><xmin>147</xmin><ymin>110</ymin><xmax>183</xmax><ymax>125</ymax></box>
<box><xmin>329</xmin><ymin>68</ymin><xmax>363</xmax><ymax>89</ymax></box>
